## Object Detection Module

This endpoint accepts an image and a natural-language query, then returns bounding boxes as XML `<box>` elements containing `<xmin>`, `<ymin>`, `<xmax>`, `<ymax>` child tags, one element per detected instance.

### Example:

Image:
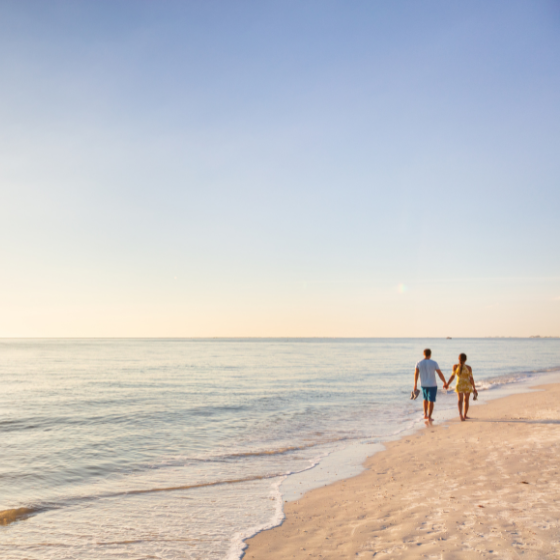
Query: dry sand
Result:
<box><xmin>244</xmin><ymin>383</ymin><xmax>560</xmax><ymax>559</ymax></box>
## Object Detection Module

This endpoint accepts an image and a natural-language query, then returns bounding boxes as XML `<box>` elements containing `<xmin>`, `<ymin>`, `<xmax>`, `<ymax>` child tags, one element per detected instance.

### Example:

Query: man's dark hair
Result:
<box><xmin>424</xmin><ymin>348</ymin><xmax>431</xmax><ymax>358</ymax></box>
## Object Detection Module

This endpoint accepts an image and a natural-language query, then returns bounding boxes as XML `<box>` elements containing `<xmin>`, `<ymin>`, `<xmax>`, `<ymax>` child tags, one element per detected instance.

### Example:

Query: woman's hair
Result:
<box><xmin>456</xmin><ymin>353</ymin><xmax>467</xmax><ymax>374</ymax></box>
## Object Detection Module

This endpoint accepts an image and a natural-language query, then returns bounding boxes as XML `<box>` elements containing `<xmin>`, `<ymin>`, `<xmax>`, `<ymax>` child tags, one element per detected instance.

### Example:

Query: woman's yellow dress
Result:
<box><xmin>455</xmin><ymin>364</ymin><xmax>473</xmax><ymax>393</ymax></box>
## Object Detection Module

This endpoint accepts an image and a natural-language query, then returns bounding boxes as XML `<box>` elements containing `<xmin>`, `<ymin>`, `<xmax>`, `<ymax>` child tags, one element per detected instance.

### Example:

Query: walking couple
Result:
<box><xmin>412</xmin><ymin>348</ymin><xmax>478</xmax><ymax>422</ymax></box>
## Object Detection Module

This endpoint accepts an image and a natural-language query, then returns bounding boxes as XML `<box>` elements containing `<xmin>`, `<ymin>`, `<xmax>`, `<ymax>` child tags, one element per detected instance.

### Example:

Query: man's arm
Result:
<box><xmin>414</xmin><ymin>366</ymin><xmax>419</xmax><ymax>390</ymax></box>
<box><xmin>436</xmin><ymin>369</ymin><xmax>448</xmax><ymax>389</ymax></box>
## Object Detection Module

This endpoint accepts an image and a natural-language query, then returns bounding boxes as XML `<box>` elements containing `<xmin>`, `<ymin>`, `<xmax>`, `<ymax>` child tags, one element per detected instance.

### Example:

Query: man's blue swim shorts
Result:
<box><xmin>422</xmin><ymin>386</ymin><xmax>437</xmax><ymax>402</ymax></box>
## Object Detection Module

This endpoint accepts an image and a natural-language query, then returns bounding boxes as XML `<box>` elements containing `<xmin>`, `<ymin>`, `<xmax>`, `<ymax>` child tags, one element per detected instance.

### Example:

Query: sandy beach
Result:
<box><xmin>244</xmin><ymin>383</ymin><xmax>560</xmax><ymax>559</ymax></box>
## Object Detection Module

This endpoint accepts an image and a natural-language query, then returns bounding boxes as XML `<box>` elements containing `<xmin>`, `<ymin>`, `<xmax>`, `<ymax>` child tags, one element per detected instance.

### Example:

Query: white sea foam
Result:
<box><xmin>226</xmin><ymin>477</ymin><xmax>286</xmax><ymax>560</ymax></box>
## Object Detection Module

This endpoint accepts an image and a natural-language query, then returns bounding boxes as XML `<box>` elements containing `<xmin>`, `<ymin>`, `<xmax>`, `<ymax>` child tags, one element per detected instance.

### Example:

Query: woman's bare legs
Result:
<box><xmin>463</xmin><ymin>393</ymin><xmax>471</xmax><ymax>419</ymax></box>
<box><xmin>457</xmin><ymin>393</ymin><xmax>465</xmax><ymax>421</ymax></box>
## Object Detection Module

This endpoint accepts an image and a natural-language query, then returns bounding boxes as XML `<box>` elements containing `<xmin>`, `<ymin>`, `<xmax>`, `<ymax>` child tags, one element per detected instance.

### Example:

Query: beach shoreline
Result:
<box><xmin>243</xmin><ymin>381</ymin><xmax>560</xmax><ymax>559</ymax></box>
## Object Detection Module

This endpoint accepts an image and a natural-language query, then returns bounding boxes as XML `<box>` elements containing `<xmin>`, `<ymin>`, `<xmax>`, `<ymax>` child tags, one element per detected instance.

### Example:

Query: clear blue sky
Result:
<box><xmin>1</xmin><ymin>0</ymin><xmax>559</xmax><ymax>337</ymax></box>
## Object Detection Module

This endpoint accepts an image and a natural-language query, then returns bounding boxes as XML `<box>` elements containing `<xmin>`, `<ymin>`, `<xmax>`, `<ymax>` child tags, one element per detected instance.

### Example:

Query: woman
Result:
<box><xmin>447</xmin><ymin>353</ymin><xmax>477</xmax><ymax>421</ymax></box>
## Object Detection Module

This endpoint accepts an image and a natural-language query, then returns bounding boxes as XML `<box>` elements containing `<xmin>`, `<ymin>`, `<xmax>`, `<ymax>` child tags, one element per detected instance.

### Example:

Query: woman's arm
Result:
<box><xmin>447</xmin><ymin>364</ymin><xmax>458</xmax><ymax>387</ymax></box>
<box><xmin>468</xmin><ymin>366</ymin><xmax>477</xmax><ymax>393</ymax></box>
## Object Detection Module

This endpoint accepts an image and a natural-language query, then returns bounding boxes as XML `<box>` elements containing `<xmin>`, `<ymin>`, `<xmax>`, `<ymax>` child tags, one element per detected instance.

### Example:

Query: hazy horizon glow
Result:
<box><xmin>1</xmin><ymin>0</ymin><xmax>559</xmax><ymax>337</ymax></box>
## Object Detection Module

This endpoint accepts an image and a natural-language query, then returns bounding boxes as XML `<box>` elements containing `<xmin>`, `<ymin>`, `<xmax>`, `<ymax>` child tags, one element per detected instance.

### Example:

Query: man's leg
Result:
<box><xmin>423</xmin><ymin>399</ymin><xmax>429</xmax><ymax>419</ymax></box>
<box><xmin>427</xmin><ymin>401</ymin><xmax>434</xmax><ymax>420</ymax></box>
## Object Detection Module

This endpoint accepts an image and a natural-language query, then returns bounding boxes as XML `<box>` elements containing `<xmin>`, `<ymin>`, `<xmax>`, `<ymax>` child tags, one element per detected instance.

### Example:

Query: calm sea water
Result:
<box><xmin>1</xmin><ymin>338</ymin><xmax>559</xmax><ymax>559</ymax></box>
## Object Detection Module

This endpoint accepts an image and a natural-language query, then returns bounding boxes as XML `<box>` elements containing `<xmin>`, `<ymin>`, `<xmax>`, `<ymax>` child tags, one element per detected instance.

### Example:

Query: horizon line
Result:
<box><xmin>1</xmin><ymin>336</ymin><xmax>558</xmax><ymax>340</ymax></box>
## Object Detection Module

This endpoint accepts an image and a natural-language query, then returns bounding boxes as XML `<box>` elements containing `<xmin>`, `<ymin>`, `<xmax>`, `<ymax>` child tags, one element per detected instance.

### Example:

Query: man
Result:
<box><xmin>413</xmin><ymin>348</ymin><xmax>447</xmax><ymax>421</ymax></box>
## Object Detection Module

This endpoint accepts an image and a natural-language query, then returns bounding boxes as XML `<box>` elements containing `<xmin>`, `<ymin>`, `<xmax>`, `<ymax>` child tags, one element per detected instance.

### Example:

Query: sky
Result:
<box><xmin>1</xmin><ymin>0</ymin><xmax>559</xmax><ymax>337</ymax></box>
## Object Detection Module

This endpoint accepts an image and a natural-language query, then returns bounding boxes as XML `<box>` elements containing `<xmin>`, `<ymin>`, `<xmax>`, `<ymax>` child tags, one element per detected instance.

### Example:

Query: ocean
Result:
<box><xmin>1</xmin><ymin>338</ymin><xmax>559</xmax><ymax>559</ymax></box>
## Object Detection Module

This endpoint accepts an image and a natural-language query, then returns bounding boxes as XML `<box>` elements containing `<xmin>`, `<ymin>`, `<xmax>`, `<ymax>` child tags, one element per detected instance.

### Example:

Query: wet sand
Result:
<box><xmin>244</xmin><ymin>383</ymin><xmax>560</xmax><ymax>559</ymax></box>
